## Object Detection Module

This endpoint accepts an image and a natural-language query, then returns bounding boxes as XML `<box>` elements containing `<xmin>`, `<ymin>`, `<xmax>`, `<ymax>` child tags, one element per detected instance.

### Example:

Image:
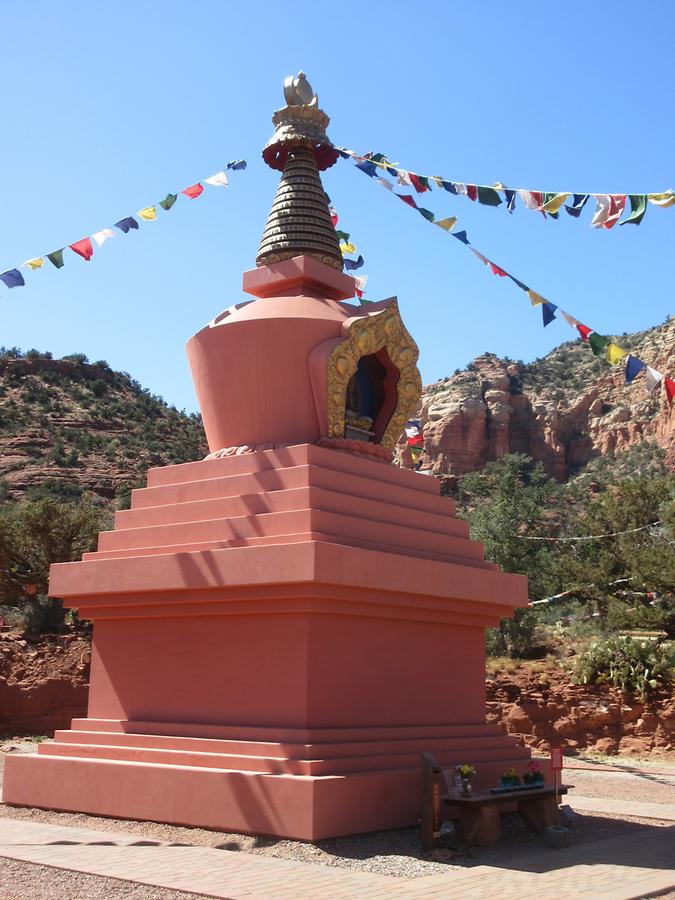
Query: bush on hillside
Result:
<box><xmin>575</xmin><ymin>636</ymin><xmax>674</xmax><ymax>699</ymax></box>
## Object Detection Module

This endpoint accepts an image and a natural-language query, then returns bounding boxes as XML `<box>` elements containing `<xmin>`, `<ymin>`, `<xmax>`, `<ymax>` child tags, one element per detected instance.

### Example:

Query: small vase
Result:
<box><xmin>460</xmin><ymin>777</ymin><xmax>472</xmax><ymax>796</ymax></box>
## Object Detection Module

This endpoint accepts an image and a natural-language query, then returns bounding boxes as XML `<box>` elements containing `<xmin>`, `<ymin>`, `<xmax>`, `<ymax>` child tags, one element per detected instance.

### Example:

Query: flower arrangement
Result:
<box><xmin>523</xmin><ymin>760</ymin><xmax>545</xmax><ymax>785</ymax></box>
<box><xmin>500</xmin><ymin>767</ymin><xmax>521</xmax><ymax>787</ymax></box>
<box><xmin>456</xmin><ymin>763</ymin><xmax>476</xmax><ymax>779</ymax></box>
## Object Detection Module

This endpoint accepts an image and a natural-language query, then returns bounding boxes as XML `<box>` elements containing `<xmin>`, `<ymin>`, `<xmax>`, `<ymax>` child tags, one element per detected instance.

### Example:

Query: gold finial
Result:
<box><xmin>257</xmin><ymin>74</ymin><xmax>343</xmax><ymax>270</ymax></box>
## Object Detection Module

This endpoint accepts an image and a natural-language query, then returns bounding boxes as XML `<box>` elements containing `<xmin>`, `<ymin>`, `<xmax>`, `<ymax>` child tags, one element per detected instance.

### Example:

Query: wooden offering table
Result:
<box><xmin>443</xmin><ymin>784</ymin><xmax>569</xmax><ymax>846</ymax></box>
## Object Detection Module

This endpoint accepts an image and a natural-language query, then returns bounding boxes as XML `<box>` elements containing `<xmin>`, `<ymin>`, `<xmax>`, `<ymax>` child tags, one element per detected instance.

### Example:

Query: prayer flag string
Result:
<box><xmin>0</xmin><ymin>160</ymin><xmax>247</xmax><ymax>292</ymax></box>
<box><xmin>337</xmin><ymin>148</ymin><xmax>674</xmax><ymax>229</ymax></box>
<box><xmin>341</xmin><ymin>150</ymin><xmax>675</xmax><ymax>408</ymax></box>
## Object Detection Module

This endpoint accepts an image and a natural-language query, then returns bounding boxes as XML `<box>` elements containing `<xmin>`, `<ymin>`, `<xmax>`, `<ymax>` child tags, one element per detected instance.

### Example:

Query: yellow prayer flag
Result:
<box><xmin>24</xmin><ymin>258</ymin><xmax>44</xmax><ymax>270</ymax></box>
<box><xmin>647</xmin><ymin>191</ymin><xmax>675</xmax><ymax>208</ymax></box>
<box><xmin>435</xmin><ymin>216</ymin><xmax>457</xmax><ymax>231</ymax></box>
<box><xmin>542</xmin><ymin>192</ymin><xmax>570</xmax><ymax>214</ymax></box>
<box><xmin>528</xmin><ymin>290</ymin><xmax>547</xmax><ymax>306</ymax></box>
<box><xmin>138</xmin><ymin>206</ymin><xmax>157</xmax><ymax>221</ymax></box>
<box><xmin>432</xmin><ymin>176</ymin><xmax>445</xmax><ymax>188</ymax></box>
<box><xmin>607</xmin><ymin>343</ymin><xmax>628</xmax><ymax>365</ymax></box>
<box><xmin>340</xmin><ymin>242</ymin><xmax>356</xmax><ymax>255</ymax></box>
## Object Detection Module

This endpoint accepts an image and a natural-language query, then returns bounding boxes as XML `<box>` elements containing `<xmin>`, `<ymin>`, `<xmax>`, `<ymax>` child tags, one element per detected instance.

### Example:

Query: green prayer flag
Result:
<box><xmin>588</xmin><ymin>332</ymin><xmax>610</xmax><ymax>357</ymax></box>
<box><xmin>418</xmin><ymin>207</ymin><xmax>435</xmax><ymax>222</ymax></box>
<box><xmin>160</xmin><ymin>193</ymin><xmax>177</xmax><ymax>211</ymax></box>
<box><xmin>477</xmin><ymin>186</ymin><xmax>502</xmax><ymax>207</ymax></box>
<box><xmin>418</xmin><ymin>175</ymin><xmax>431</xmax><ymax>191</ymax></box>
<box><xmin>335</xmin><ymin>230</ymin><xmax>350</xmax><ymax>243</ymax></box>
<box><xmin>47</xmin><ymin>250</ymin><xmax>65</xmax><ymax>269</ymax></box>
<box><xmin>542</xmin><ymin>192</ymin><xmax>559</xmax><ymax>219</ymax></box>
<box><xmin>620</xmin><ymin>194</ymin><xmax>647</xmax><ymax>226</ymax></box>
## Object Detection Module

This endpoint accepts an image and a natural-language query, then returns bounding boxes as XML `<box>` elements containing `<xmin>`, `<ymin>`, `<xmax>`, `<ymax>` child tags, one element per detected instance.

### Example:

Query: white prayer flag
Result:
<box><xmin>590</xmin><ymin>195</ymin><xmax>612</xmax><ymax>227</ymax></box>
<box><xmin>518</xmin><ymin>190</ymin><xmax>541</xmax><ymax>210</ymax></box>
<box><xmin>204</xmin><ymin>172</ymin><xmax>229</xmax><ymax>187</ymax></box>
<box><xmin>375</xmin><ymin>177</ymin><xmax>394</xmax><ymax>191</ymax></box>
<box><xmin>353</xmin><ymin>275</ymin><xmax>368</xmax><ymax>292</ymax></box>
<box><xmin>561</xmin><ymin>311</ymin><xmax>578</xmax><ymax>328</ymax></box>
<box><xmin>645</xmin><ymin>366</ymin><xmax>664</xmax><ymax>393</ymax></box>
<box><xmin>92</xmin><ymin>228</ymin><xmax>115</xmax><ymax>247</ymax></box>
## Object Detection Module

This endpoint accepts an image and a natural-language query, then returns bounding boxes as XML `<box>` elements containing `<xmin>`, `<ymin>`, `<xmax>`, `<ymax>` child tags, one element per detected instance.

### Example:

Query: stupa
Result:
<box><xmin>2</xmin><ymin>74</ymin><xmax>530</xmax><ymax>839</ymax></box>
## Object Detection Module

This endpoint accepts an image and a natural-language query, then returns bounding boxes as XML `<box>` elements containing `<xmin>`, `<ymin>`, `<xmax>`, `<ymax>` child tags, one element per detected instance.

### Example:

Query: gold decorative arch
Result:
<box><xmin>325</xmin><ymin>300</ymin><xmax>422</xmax><ymax>449</ymax></box>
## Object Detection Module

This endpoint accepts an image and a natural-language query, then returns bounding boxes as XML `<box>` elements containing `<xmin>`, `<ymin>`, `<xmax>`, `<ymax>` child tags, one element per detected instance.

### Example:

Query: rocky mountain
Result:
<box><xmin>0</xmin><ymin>350</ymin><xmax>207</xmax><ymax>503</ymax></box>
<box><xmin>405</xmin><ymin>317</ymin><xmax>674</xmax><ymax>483</ymax></box>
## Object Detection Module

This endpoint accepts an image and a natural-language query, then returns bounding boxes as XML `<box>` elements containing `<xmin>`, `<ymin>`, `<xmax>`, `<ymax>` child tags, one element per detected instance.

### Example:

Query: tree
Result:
<box><xmin>0</xmin><ymin>497</ymin><xmax>109</xmax><ymax>633</ymax></box>
<box><xmin>456</xmin><ymin>454</ymin><xmax>562</xmax><ymax>657</ymax></box>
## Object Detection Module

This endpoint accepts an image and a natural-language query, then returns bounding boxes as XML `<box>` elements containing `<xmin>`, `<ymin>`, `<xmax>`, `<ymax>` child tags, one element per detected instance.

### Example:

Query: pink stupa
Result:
<box><xmin>2</xmin><ymin>74</ymin><xmax>529</xmax><ymax>839</ymax></box>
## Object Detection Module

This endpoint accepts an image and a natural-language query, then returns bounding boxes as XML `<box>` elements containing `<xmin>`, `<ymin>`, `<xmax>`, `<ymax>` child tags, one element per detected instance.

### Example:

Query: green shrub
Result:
<box><xmin>575</xmin><ymin>636</ymin><xmax>674</xmax><ymax>699</ymax></box>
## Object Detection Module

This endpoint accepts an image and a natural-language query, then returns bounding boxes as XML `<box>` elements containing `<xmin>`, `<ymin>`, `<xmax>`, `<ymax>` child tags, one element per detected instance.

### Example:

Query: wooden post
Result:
<box><xmin>420</xmin><ymin>752</ymin><xmax>442</xmax><ymax>851</ymax></box>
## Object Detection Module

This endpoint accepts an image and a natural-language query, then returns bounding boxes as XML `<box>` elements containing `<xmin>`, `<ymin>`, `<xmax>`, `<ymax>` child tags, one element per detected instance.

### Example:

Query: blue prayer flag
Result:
<box><xmin>564</xmin><ymin>194</ymin><xmax>589</xmax><ymax>217</ymax></box>
<box><xmin>453</xmin><ymin>230</ymin><xmax>470</xmax><ymax>245</ymax></box>
<box><xmin>542</xmin><ymin>302</ymin><xmax>557</xmax><ymax>327</ymax></box>
<box><xmin>355</xmin><ymin>160</ymin><xmax>379</xmax><ymax>177</ymax></box>
<box><xmin>625</xmin><ymin>355</ymin><xmax>646</xmax><ymax>384</ymax></box>
<box><xmin>336</xmin><ymin>149</ymin><xmax>350</xmax><ymax>159</ymax></box>
<box><xmin>0</xmin><ymin>269</ymin><xmax>25</xmax><ymax>289</ymax></box>
<box><xmin>344</xmin><ymin>255</ymin><xmax>364</xmax><ymax>271</ymax></box>
<box><xmin>441</xmin><ymin>181</ymin><xmax>457</xmax><ymax>194</ymax></box>
<box><xmin>505</xmin><ymin>189</ymin><xmax>516</xmax><ymax>212</ymax></box>
<box><xmin>508</xmin><ymin>274</ymin><xmax>529</xmax><ymax>292</ymax></box>
<box><xmin>227</xmin><ymin>160</ymin><xmax>247</xmax><ymax>170</ymax></box>
<box><xmin>115</xmin><ymin>217</ymin><xmax>139</xmax><ymax>234</ymax></box>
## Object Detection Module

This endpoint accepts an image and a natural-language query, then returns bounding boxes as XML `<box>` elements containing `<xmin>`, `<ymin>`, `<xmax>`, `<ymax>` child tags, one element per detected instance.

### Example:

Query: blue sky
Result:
<box><xmin>1</xmin><ymin>1</ymin><xmax>673</xmax><ymax>413</ymax></box>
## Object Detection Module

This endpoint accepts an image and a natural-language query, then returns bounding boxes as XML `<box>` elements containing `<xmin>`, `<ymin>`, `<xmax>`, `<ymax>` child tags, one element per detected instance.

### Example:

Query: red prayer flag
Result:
<box><xmin>69</xmin><ymin>238</ymin><xmax>94</xmax><ymax>261</ymax></box>
<box><xmin>355</xmin><ymin>288</ymin><xmax>363</xmax><ymax>299</ymax></box>
<box><xmin>531</xmin><ymin>191</ymin><xmax>544</xmax><ymax>209</ymax></box>
<box><xmin>466</xmin><ymin>184</ymin><xmax>478</xmax><ymax>202</ymax></box>
<box><xmin>409</xmin><ymin>173</ymin><xmax>428</xmax><ymax>194</ymax></box>
<box><xmin>182</xmin><ymin>183</ymin><xmax>204</xmax><ymax>199</ymax></box>
<box><xmin>489</xmin><ymin>262</ymin><xmax>508</xmax><ymax>277</ymax></box>
<box><xmin>665</xmin><ymin>377</ymin><xmax>675</xmax><ymax>407</ymax></box>
<box><xmin>604</xmin><ymin>194</ymin><xmax>627</xmax><ymax>229</ymax></box>
<box><xmin>398</xmin><ymin>194</ymin><xmax>418</xmax><ymax>209</ymax></box>
<box><xmin>576</xmin><ymin>323</ymin><xmax>593</xmax><ymax>342</ymax></box>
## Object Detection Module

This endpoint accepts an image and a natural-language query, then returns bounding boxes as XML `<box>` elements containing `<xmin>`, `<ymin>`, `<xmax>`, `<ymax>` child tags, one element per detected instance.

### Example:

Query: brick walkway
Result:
<box><xmin>0</xmin><ymin>798</ymin><xmax>673</xmax><ymax>899</ymax></box>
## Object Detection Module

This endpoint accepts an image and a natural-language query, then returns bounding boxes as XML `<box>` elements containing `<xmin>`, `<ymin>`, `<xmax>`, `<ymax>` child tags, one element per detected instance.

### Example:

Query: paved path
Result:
<box><xmin>0</xmin><ymin>798</ymin><xmax>673</xmax><ymax>899</ymax></box>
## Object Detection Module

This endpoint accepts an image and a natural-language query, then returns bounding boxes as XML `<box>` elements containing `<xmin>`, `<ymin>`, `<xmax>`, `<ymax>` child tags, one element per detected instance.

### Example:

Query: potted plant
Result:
<box><xmin>456</xmin><ymin>763</ymin><xmax>476</xmax><ymax>795</ymax></box>
<box><xmin>500</xmin><ymin>767</ymin><xmax>521</xmax><ymax>789</ymax></box>
<box><xmin>523</xmin><ymin>760</ymin><xmax>545</xmax><ymax>785</ymax></box>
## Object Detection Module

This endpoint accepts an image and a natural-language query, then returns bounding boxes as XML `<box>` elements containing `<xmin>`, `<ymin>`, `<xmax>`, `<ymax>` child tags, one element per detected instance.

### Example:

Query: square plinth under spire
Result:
<box><xmin>2</xmin><ymin>445</ymin><xmax>530</xmax><ymax>839</ymax></box>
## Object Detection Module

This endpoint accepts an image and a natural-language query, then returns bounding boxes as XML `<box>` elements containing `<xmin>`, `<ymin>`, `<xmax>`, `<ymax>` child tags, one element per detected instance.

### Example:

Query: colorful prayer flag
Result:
<box><xmin>0</xmin><ymin>269</ymin><xmax>25</xmax><ymax>288</ymax></box>
<box><xmin>466</xmin><ymin>184</ymin><xmax>478</xmax><ymax>202</ymax></box>
<box><xmin>565</xmin><ymin>194</ymin><xmax>589</xmax><ymax>217</ymax></box>
<box><xmin>647</xmin><ymin>191</ymin><xmax>675</xmax><ymax>208</ymax></box>
<box><xmin>588</xmin><ymin>332</ymin><xmax>610</xmax><ymax>356</ymax></box>
<box><xmin>23</xmin><ymin>258</ymin><xmax>44</xmax><ymax>270</ymax></box>
<box><xmin>340</xmin><ymin>242</ymin><xmax>357</xmax><ymax>255</ymax></box>
<box><xmin>47</xmin><ymin>250</ymin><xmax>65</xmax><ymax>268</ymax></box>
<box><xmin>397</xmin><ymin>194</ymin><xmax>417</xmax><ymax>209</ymax></box>
<box><xmin>603</xmin><ymin>195</ymin><xmax>626</xmax><ymax>229</ymax></box>
<box><xmin>335</xmin><ymin>230</ymin><xmax>350</xmax><ymax>243</ymax></box>
<box><xmin>353</xmin><ymin>275</ymin><xmax>368</xmax><ymax>292</ymax></box>
<box><xmin>477</xmin><ymin>186</ymin><xmax>502</xmax><ymax>206</ymax></box>
<box><xmin>528</xmin><ymin>290</ymin><xmax>547</xmax><ymax>306</ymax></box>
<box><xmin>115</xmin><ymin>217</ymin><xmax>139</xmax><ymax>233</ymax></box>
<box><xmin>542</xmin><ymin>302</ymin><xmax>556</xmax><ymax>327</ymax></box>
<box><xmin>397</xmin><ymin>170</ymin><xmax>413</xmax><ymax>187</ymax></box>
<box><xmin>645</xmin><ymin>366</ymin><xmax>664</xmax><ymax>392</ymax></box>
<box><xmin>576</xmin><ymin>323</ymin><xmax>593</xmax><ymax>341</ymax></box>
<box><xmin>504</xmin><ymin>189</ymin><xmax>517</xmax><ymax>212</ymax></box>
<box><xmin>418</xmin><ymin>207</ymin><xmax>435</xmax><ymax>222</ymax></box>
<box><xmin>435</xmin><ymin>217</ymin><xmax>457</xmax><ymax>231</ymax></box>
<box><xmin>160</xmin><ymin>193</ymin><xmax>177</xmax><ymax>211</ymax></box>
<box><xmin>665</xmin><ymin>377</ymin><xmax>675</xmax><ymax>406</ymax></box>
<box><xmin>542</xmin><ymin>192</ymin><xmax>570</xmax><ymax>214</ymax></box>
<box><xmin>625</xmin><ymin>355</ymin><xmax>646</xmax><ymax>383</ymax></box>
<box><xmin>227</xmin><ymin>160</ymin><xmax>247</xmax><ymax>170</ymax></box>
<box><xmin>355</xmin><ymin>160</ymin><xmax>378</xmax><ymax>177</ymax></box>
<box><xmin>489</xmin><ymin>262</ymin><xmax>508</xmax><ymax>277</ymax></box>
<box><xmin>440</xmin><ymin>180</ymin><xmax>457</xmax><ymax>194</ymax></box>
<box><xmin>70</xmin><ymin>238</ymin><xmax>94</xmax><ymax>261</ymax></box>
<box><xmin>453</xmin><ymin>230</ymin><xmax>470</xmax><ymax>245</ymax></box>
<box><xmin>204</xmin><ymin>171</ymin><xmax>229</xmax><ymax>187</ymax></box>
<box><xmin>620</xmin><ymin>195</ymin><xmax>647</xmax><ymax>226</ymax></box>
<box><xmin>344</xmin><ymin>255</ymin><xmax>364</xmax><ymax>271</ymax></box>
<box><xmin>375</xmin><ymin>177</ymin><xmax>394</xmax><ymax>191</ymax></box>
<box><xmin>182</xmin><ymin>183</ymin><xmax>204</xmax><ymax>199</ymax></box>
<box><xmin>409</xmin><ymin>173</ymin><xmax>428</xmax><ymax>193</ymax></box>
<box><xmin>591</xmin><ymin>195</ymin><xmax>613</xmax><ymax>227</ymax></box>
<box><xmin>607</xmin><ymin>342</ymin><xmax>627</xmax><ymax>365</ymax></box>
<box><xmin>138</xmin><ymin>206</ymin><xmax>157</xmax><ymax>221</ymax></box>
<box><xmin>92</xmin><ymin>228</ymin><xmax>115</xmax><ymax>247</ymax></box>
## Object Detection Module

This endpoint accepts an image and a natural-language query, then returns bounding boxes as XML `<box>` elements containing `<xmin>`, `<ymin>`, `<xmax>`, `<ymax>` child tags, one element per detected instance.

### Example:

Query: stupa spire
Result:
<box><xmin>256</xmin><ymin>73</ymin><xmax>343</xmax><ymax>271</ymax></box>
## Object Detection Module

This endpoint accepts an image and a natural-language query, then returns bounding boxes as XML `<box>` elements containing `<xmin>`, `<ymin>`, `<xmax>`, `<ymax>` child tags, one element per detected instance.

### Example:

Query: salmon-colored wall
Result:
<box><xmin>87</xmin><ymin>608</ymin><xmax>484</xmax><ymax>729</ymax></box>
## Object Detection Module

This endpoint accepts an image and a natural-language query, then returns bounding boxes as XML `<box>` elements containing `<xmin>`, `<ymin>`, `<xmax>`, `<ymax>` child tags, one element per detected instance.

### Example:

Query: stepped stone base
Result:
<box><xmin>2</xmin><ymin>444</ymin><xmax>529</xmax><ymax>839</ymax></box>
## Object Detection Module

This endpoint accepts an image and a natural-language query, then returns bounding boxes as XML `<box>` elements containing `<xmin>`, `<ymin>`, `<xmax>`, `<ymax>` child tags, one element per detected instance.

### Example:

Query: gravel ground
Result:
<box><xmin>1</xmin><ymin>740</ymin><xmax>674</xmax><ymax>895</ymax></box>
<box><xmin>0</xmin><ymin>858</ymin><xmax>211</xmax><ymax>900</ymax></box>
